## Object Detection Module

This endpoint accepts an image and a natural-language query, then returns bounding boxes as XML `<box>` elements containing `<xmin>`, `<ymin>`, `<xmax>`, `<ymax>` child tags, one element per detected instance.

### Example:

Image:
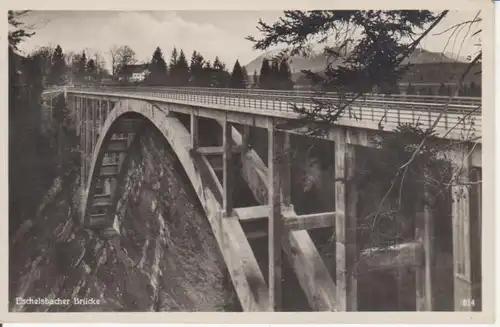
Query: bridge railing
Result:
<box><xmin>66</xmin><ymin>85</ymin><xmax>482</xmax><ymax>138</ymax></box>
<box><xmin>71</xmin><ymin>85</ymin><xmax>481</xmax><ymax>107</ymax></box>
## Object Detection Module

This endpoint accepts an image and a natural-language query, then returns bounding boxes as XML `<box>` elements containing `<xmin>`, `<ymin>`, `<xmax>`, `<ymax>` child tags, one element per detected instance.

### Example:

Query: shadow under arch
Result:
<box><xmin>80</xmin><ymin>97</ymin><xmax>269</xmax><ymax>311</ymax></box>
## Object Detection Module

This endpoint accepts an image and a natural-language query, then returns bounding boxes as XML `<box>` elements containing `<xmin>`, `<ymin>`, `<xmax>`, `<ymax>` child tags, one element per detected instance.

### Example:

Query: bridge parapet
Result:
<box><xmin>65</xmin><ymin>86</ymin><xmax>481</xmax><ymax>141</ymax></box>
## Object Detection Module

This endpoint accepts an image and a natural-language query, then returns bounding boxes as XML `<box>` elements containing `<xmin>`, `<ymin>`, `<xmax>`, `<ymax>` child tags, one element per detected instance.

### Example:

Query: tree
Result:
<box><xmin>212</xmin><ymin>56</ymin><xmax>230</xmax><ymax>87</ymax></box>
<box><xmin>109</xmin><ymin>45</ymin><xmax>137</xmax><ymax>80</ymax></box>
<box><xmin>9</xmin><ymin>12</ymin><xmax>58</xmax><ymax>237</ymax></box>
<box><xmin>175</xmin><ymin>49</ymin><xmax>190</xmax><ymax>86</ymax></box>
<box><xmin>252</xmin><ymin>69</ymin><xmax>258</xmax><ymax>88</ymax></box>
<box><xmin>92</xmin><ymin>51</ymin><xmax>107</xmax><ymax>81</ymax></box>
<box><xmin>259</xmin><ymin>58</ymin><xmax>272</xmax><ymax>89</ymax></box>
<box><xmin>278</xmin><ymin>58</ymin><xmax>294</xmax><ymax>90</ymax></box>
<box><xmin>190</xmin><ymin>50</ymin><xmax>206</xmax><ymax>86</ymax></box>
<box><xmin>86</xmin><ymin>58</ymin><xmax>97</xmax><ymax>81</ymax></box>
<box><xmin>48</xmin><ymin>45</ymin><xmax>67</xmax><ymax>86</ymax></box>
<box><xmin>8</xmin><ymin>11</ymin><xmax>35</xmax><ymax>52</ymax></box>
<box><xmin>245</xmin><ymin>11</ymin><xmax>480</xmax><ymax>288</ymax></box>
<box><xmin>230</xmin><ymin>60</ymin><xmax>246</xmax><ymax>89</ymax></box>
<box><xmin>270</xmin><ymin>59</ymin><xmax>280</xmax><ymax>89</ymax></box>
<box><xmin>168</xmin><ymin>47</ymin><xmax>179</xmax><ymax>85</ymax></box>
<box><xmin>242</xmin><ymin>66</ymin><xmax>250</xmax><ymax>87</ymax></box>
<box><xmin>248</xmin><ymin>10</ymin><xmax>440</xmax><ymax>119</ymax></box>
<box><xmin>77</xmin><ymin>51</ymin><xmax>87</xmax><ymax>80</ymax></box>
<box><xmin>52</xmin><ymin>94</ymin><xmax>72</xmax><ymax>171</ymax></box>
<box><xmin>170</xmin><ymin>47</ymin><xmax>178</xmax><ymax>69</ymax></box>
<box><xmin>146</xmin><ymin>46</ymin><xmax>168</xmax><ymax>86</ymax></box>
<box><xmin>31</xmin><ymin>46</ymin><xmax>54</xmax><ymax>85</ymax></box>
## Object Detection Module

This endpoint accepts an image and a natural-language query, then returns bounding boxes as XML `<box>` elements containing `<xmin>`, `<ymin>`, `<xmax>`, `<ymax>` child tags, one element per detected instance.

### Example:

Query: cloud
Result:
<box><xmin>17</xmin><ymin>10</ymin><xmax>481</xmax><ymax>72</ymax></box>
<box><xmin>19</xmin><ymin>11</ymin><xmax>263</xmax><ymax>70</ymax></box>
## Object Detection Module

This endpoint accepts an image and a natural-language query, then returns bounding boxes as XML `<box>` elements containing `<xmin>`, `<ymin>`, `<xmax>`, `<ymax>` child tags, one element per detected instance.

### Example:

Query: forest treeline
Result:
<box><xmin>34</xmin><ymin>44</ymin><xmax>295</xmax><ymax>90</ymax></box>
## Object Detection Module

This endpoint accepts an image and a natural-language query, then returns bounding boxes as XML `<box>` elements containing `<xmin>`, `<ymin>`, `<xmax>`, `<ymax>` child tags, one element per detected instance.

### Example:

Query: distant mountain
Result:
<box><xmin>244</xmin><ymin>48</ymin><xmax>463</xmax><ymax>76</ymax></box>
<box><xmin>244</xmin><ymin>48</ymin><xmax>480</xmax><ymax>87</ymax></box>
<box><xmin>244</xmin><ymin>50</ymin><xmax>327</xmax><ymax>76</ymax></box>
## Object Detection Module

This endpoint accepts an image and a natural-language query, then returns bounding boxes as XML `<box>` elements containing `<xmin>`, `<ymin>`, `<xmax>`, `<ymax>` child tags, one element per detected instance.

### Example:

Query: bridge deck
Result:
<box><xmin>45</xmin><ymin>86</ymin><xmax>481</xmax><ymax>142</ymax></box>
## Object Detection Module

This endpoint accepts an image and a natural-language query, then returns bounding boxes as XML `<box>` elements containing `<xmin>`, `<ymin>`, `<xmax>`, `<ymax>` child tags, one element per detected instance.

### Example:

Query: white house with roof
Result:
<box><xmin>119</xmin><ymin>64</ymin><xmax>150</xmax><ymax>83</ymax></box>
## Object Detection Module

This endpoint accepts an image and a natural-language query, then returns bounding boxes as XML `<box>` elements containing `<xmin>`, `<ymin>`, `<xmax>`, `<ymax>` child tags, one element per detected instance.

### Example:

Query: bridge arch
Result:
<box><xmin>82</xmin><ymin>98</ymin><xmax>219</xmax><ymax>228</ymax></box>
<box><xmin>79</xmin><ymin>98</ymin><xmax>270</xmax><ymax>311</ymax></box>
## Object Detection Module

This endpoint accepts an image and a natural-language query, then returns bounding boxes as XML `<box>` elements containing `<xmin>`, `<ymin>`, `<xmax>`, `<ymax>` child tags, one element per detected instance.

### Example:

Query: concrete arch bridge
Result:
<box><xmin>41</xmin><ymin>86</ymin><xmax>482</xmax><ymax>312</ymax></box>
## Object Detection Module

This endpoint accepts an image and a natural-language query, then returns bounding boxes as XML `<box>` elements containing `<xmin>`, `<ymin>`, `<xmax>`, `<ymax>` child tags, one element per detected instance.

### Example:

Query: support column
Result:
<box><xmin>222</xmin><ymin>119</ymin><xmax>233</xmax><ymax>217</ymax></box>
<box><xmin>86</xmin><ymin>99</ymin><xmax>92</xmax><ymax>187</ymax></box>
<box><xmin>82</xmin><ymin>98</ymin><xmax>87</xmax><ymax>184</ymax></box>
<box><xmin>450</xmin><ymin>145</ymin><xmax>474</xmax><ymax>311</ymax></box>
<box><xmin>97</xmin><ymin>99</ymin><xmax>102</xmax><ymax>141</ymax></box>
<box><xmin>242</xmin><ymin>125</ymin><xmax>250</xmax><ymax>150</ymax></box>
<box><xmin>100</xmin><ymin>99</ymin><xmax>104</xmax><ymax>129</ymax></box>
<box><xmin>268</xmin><ymin>120</ymin><xmax>284</xmax><ymax>311</ymax></box>
<box><xmin>79</xmin><ymin>97</ymin><xmax>86</xmax><ymax>226</ymax></box>
<box><xmin>415</xmin><ymin>179</ymin><xmax>434</xmax><ymax>311</ymax></box>
<box><xmin>469</xmin><ymin>167</ymin><xmax>482</xmax><ymax>311</ymax></box>
<box><xmin>334</xmin><ymin>128</ymin><xmax>358</xmax><ymax>311</ymax></box>
<box><xmin>91</xmin><ymin>99</ymin><xmax>96</xmax><ymax>151</ymax></box>
<box><xmin>280</xmin><ymin>132</ymin><xmax>291</xmax><ymax>208</ymax></box>
<box><xmin>191</xmin><ymin>112</ymin><xmax>199</xmax><ymax>149</ymax></box>
<box><xmin>75</xmin><ymin>97</ymin><xmax>79</xmax><ymax>136</ymax></box>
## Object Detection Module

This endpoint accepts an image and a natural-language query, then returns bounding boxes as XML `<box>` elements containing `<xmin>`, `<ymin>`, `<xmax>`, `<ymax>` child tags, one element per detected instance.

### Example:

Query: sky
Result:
<box><xmin>15</xmin><ymin>10</ymin><xmax>482</xmax><ymax>71</ymax></box>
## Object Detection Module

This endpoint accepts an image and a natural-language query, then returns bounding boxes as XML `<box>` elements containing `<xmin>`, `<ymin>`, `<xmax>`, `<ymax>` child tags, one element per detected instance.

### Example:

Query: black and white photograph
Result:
<box><xmin>6</xmin><ymin>4</ymin><xmax>492</xmax><ymax>319</ymax></box>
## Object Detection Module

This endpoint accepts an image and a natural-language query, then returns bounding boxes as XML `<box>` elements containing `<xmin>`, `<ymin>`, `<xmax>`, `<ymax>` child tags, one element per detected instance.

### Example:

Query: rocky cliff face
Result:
<box><xmin>10</xmin><ymin>126</ymin><xmax>238</xmax><ymax>312</ymax></box>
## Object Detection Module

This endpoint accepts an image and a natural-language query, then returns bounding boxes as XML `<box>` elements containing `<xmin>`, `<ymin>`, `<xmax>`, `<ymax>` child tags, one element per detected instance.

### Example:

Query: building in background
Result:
<box><xmin>118</xmin><ymin>64</ymin><xmax>149</xmax><ymax>83</ymax></box>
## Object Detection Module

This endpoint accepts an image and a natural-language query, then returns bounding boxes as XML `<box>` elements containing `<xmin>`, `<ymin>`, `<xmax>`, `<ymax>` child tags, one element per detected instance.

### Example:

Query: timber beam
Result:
<box><xmin>92</xmin><ymin>194</ymin><xmax>112</xmax><ymax>208</ymax></box>
<box><xmin>99</xmin><ymin>163</ymin><xmax>119</xmax><ymax>177</ymax></box>
<box><xmin>105</xmin><ymin>139</ymin><xmax>128</xmax><ymax>153</ymax></box>
<box><xmin>235</xmin><ymin>205</ymin><xmax>336</xmax><ymax>231</ymax></box>
<box><xmin>234</xmin><ymin>205</ymin><xmax>269</xmax><ymax>221</ymax></box>
<box><xmin>196</xmin><ymin>145</ymin><xmax>243</xmax><ymax>155</ymax></box>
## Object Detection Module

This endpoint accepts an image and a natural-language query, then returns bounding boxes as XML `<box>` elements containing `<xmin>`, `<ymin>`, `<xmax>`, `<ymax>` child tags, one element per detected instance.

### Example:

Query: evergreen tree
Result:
<box><xmin>190</xmin><ymin>50</ymin><xmax>205</xmax><ymax>86</ymax></box>
<box><xmin>242</xmin><ymin>66</ymin><xmax>249</xmax><ymax>87</ymax></box>
<box><xmin>48</xmin><ymin>45</ymin><xmax>67</xmax><ymax>85</ymax></box>
<box><xmin>168</xmin><ymin>47</ymin><xmax>178</xmax><ymax>85</ymax></box>
<box><xmin>230</xmin><ymin>60</ymin><xmax>246</xmax><ymax>89</ymax></box>
<box><xmin>175</xmin><ymin>50</ymin><xmax>190</xmax><ymax>86</ymax></box>
<box><xmin>278</xmin><ymin>59</ymin><xmax>294</xmax><ymax>90</ymax></box>
<box><xmin>169</xmin><ymin>47</ymin><xmax>178</xmax><ymax>69</ymax></box>
<box><xmin>253</xmin><ymin>69</ymin><xmax>258</xmax><ymax>88</ymax></box>
<box><xmin>52</xmin><ymin>95</ymin><xmax>72</xmax><ymax>171</ymax></box>
<box><xmin>77</xmin><ymin>51</ymin><xmax>87</xmax><ymax>81</ymax></box>
<box><xmin>202</xmin><ymin>60</ymin><xmax>214</xmax><ymax>86</ymax></box>
<box><xmin>270</xmin><ymin>59</ymin><xmax>280</xmax><ymax>89</ymax></box>
<box><xmin>147</xmin><ymin>46</ymin><xmax>168</xmax><ymax>86</ymax></box>
<box><xmin>259</xmin><ymin>58</ymin><xmax>272</xmax><ymax>89</ymax></box>
<box><xmin>212</xmin><ymin>56</ymin><xmax>230</xmax><ymax>87</ymax></box>
<box><xmin>9</xmin><ymin>11</ymin><xmax>58</xmax><ymax>235</ymax></box>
